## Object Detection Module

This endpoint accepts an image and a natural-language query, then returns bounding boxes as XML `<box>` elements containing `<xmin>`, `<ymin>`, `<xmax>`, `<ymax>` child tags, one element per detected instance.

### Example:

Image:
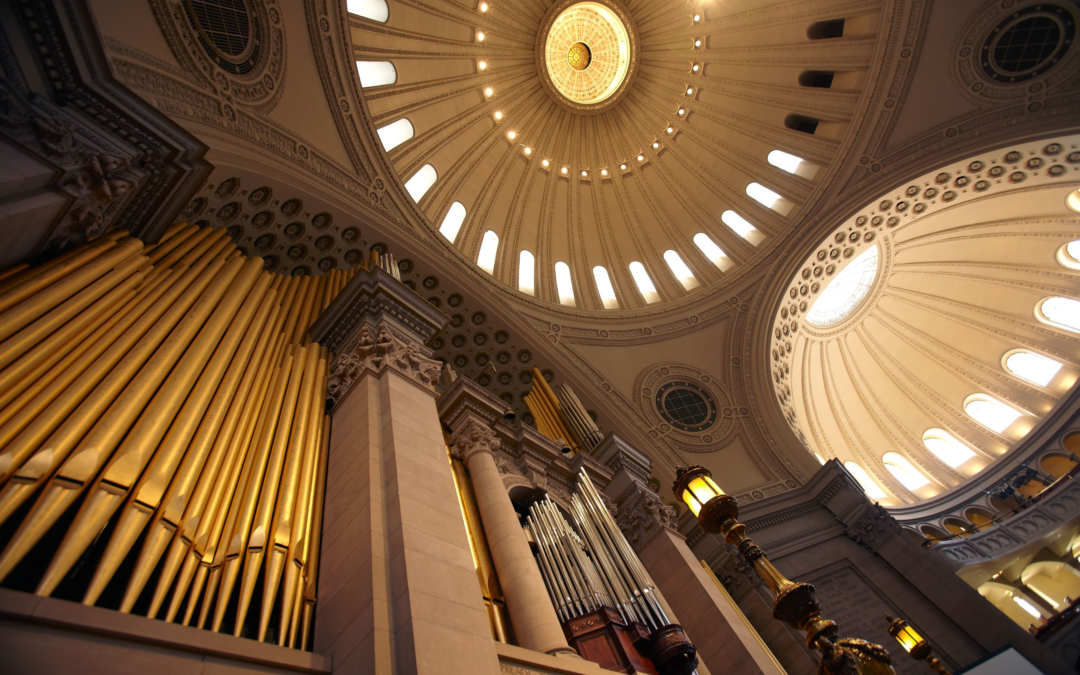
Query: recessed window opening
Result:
<box><xmin>721</xmin><ymin>210</ymin><xmax>766</xmax><ymax>245</ymax></box>
<box><xmin>404</xmin><ymin>164</ymin><xmax>437</xmax><ymax>202</ymax></box>
<box><xmin>883</xmin><ymin>453</ymin><xmax>930</xmax><ymax>491</ymax></box>
<box><xmin>347</xmin><ymin>0</ymin><xmax>389</xmax><ymax>23</ymax></box>
<box><xmin>807</xmin><ymin>19</ymin><xmax>844</xmax><ymax>40</ymax></box>
<box><xmin>799</xmin><ymin>70</ymin><xmax>835</xmax><ymax>88</ymax></box>
<box><xmin>1058</xmin><ymin>240</ymin><xmax>1080</xmax><ymax>270</ymax></box>
<box><xmin>965</xmin><ymin>394</ymin><xmax>1022</xmax><ymax>434</ymax></box>
<box><xmin>592</xmin><ymin>266</ymin><xmax>619</xmax><ymax>308</ymax></box>
<box><xmin>1038</xmin><ymin>297</ymin><xmax>1080</xmax><ymax>333</ymax></box>
<box><xmin>439</xmin><ymin>202</ymin><xmax>466</xmax><ymax>243</ymax></box>
<box><xmin>784</xmin><ymin>114</ymin><xmax>820</xmax><ymax>135</ymax></box>
<box><xmin>922</xmin><ymin>430</ymin><xmax>976</xmax><ymax>468</ymax></box>
<box><xmin>356</xmin><ymin>61</ymin><xmax>396</xmax><ymax>87</ymax></box>
<box><xmin>518</xmin><ymin>250</ymin><xmax>535</xmax><ymax>295</ymax></box>
<box><xmin>377</xmin><ymin>118</ymin><xmax>414</xmax><ymax>151</ymax></box>
<box><xmin>806</xmin><ymin>245</ymin><xmax>878</xmax><ymax>326</ymax></box>
<box><xmin>555</xmin><ymin>262</ymin><xmax>576</xmax><ymax>306</ymax></box>
<box><xmin>845</xmin><ymin>462</ymin><xmax>886</xmax><ymax>500</ymax></box>
<box><xmin>1068</xmin><ymin>189</ymin><xmax>1080</xmax><ymax>213</ymax></box>
<box><xmin>1005</xmin><ymin>350</ymin><xmax>1062</xmax><ymax>387</ymax></box>
<box><xmin>477</xmin><ymin>230</ymin><xmax>499</xmax><ymax>273</ymax></box>
<box><xmin>663</xmin><ymin>250</ymin><xmax>699</xmax><ymax>290</ymax></box>
<box><xmin>693</xmin><ymin>233</ymin><xmax>732</xmax><ymax>271</ymax></box>
<box><xmin>767</xmin><ymin>150</ymin><xmax>818</xmax><ymax>179</ymax></box>
<box><xmin>628</xmin><ymin>262</ymin><xmax>661</xmax><ymax>303</ymax></box>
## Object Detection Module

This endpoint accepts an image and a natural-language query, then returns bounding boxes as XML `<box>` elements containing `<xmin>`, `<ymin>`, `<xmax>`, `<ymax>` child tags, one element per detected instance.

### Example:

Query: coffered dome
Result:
<box><xmin>771</xmin><ymin>135</ymin><xmax>1080</xmax><ymax>506</ymax></box>
<box><xmin>347</xmin><ymin>0</ymin><xmax>884</xmax><ymax>311</ymax></box>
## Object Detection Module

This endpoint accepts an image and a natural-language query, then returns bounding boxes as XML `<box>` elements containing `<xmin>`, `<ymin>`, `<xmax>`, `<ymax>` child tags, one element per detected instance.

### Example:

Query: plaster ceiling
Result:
<box><xmin>348</xmin><ymin>0</ymin><xmax>884</xmax><ymax>311</ymax></box>
<box><xmin>772</xmin><ymin>135</ymin><xmax>1080</xmax><ymax>506</ymax></box>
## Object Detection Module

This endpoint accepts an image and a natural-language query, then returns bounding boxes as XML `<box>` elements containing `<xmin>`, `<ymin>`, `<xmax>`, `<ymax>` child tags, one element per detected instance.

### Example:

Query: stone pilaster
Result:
<box><xmin>310</xmin><ymin>267</ymin><xmax>502</xmax><ymax>675</ymax></box>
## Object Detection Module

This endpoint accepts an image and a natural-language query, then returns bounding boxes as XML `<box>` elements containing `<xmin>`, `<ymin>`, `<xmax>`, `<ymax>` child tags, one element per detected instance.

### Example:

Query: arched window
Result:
<box><xmin>746</xmin><ymin>183</ymin><xmax>781</xmax><ymax>209</ymax></box>
<box><xmin>922</xmin><ymin>429</ymin><xmax>976</xmax><ymax>468</ymax></box>
<box><xmin>1068</xmin><ymin>188</ymin><xmax>1080</xmax><ymax>213</ymax></box>
<box><xmin>628</xmin><ymin>262</ymin><xmax>660</xmax><ymax>303</ymax></box>
<box><xmin>883</xmin><ymin>453</ymin><xmax>930</xmax><ymax>491</ymax></box>
<box><xmin>356</xmin><ymin>61</ymin><xmax>396</xmax><ymax>87</ymax></box>
<box><xmin>592</xmin><ymin>266</ymin><xmax>619</xmax><ymax>308</ymax></box>
<box><xmin>555</xmin><ymin>262</ymin><xmax>576</xmax><ymax>306</ymax></box>
<box><xmin>1037</xmin><ymin>297</ymin><xmax>1080</xmax><ymax>333</ymax></box>
<box><xmin>806</xmin><ymin>245</ymin><xmax>878</xmax><ymax>326</ymax></box>
<box><xmin>404</xmin><ymin>164</ymin><xmax>437</xmax><ymax>202</ymax></box>
<box><xmin>377</xmin><ymin>118</ymin><xmax>413</xmax><ymax>151</ymax></box>
<box><xmin>693</xmin><ymin>233</ymin><xmax>732</xmax><ymax>271</ymax></box>
<box><xmin>784</xmin><ymin>114</ymin><xmax>819</xmax><ymax>135</ymax></box>
<box><xmin>347</xmin><ymin>0</ymin><xmax>389</xmax><ymax>22</ymax></box>
<box><xmin>1004</xmin><ymin>350</ymin><xmax>1062</xmax><ymax>387</ymax></box>
<box><xmin>518</xmin><ymin>250</ymin><xmax>535</xmax><ymax>295</ymax></box>
<box><xmin>439</xmin><ymin>202</ymin><xmax>466</xmax><ymax>242</ymax></box>
<box><xmin>844</xmin><ymin>462</ymin><xmax>886</xmax><ymax>500</ymax></box>
<box><xmin>767</xmin><ymin>150</ymin><xmax>804</xmax><ymax>174</ymax></box>
<box><xmin>663</xmin><ymin>250</ymin><xmax>699</xmax><ymax>290</ymax></box>
<box><xmin>807</xmin><ymin>19</ymin><xmax>844</xmax><ymax>39</ymax></box>
<box><xmin>964</xmin><ymin>394</ymin><xmax>1022</xmax><ymax>434</ymax></box>
<box><xmin>721</xmin><ymin>210</ymin><xmax>765</xmax><ymax>244</ymax></box>
<box><xmin>477</xmin><ymin>230</ymin><xmax>499</xmax><ymax>273</ymax></box>
<box><xmin>1058</xmin><ymin>240</ymin><xmax>1080</xmax><ymax>270</ymax></box>
<box><xmin>799</xmin><ymin>70</ymin><xmax>834</xmax><ymax>88</ymax></box>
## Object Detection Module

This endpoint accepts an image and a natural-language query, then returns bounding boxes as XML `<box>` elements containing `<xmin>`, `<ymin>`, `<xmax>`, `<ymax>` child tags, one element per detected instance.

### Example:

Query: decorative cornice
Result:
<box><xmin>615</xmin><ymin>485</ymin><xmax>679</xmax><ymax>552</ymax></box>
<box><xmin>324</xmin><ymin>322</ymin><xmax>442</xmax><ymax>409</ymax></box>
<box><xmin>449</xmin><ymin>416</ymin><xmax>499</xmax><ymax>463</ymax></box>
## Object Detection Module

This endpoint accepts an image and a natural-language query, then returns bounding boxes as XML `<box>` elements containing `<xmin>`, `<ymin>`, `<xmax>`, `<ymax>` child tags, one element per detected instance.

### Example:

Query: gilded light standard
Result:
<box><xmin>886</xmin><ymin>615</ymin><xmax>952</xmax><ymax>675</ymax></box>
<box><xmin>673</xmin><ymin>465</ymin><xmax>896</xmax><ymax>675</ymax></box>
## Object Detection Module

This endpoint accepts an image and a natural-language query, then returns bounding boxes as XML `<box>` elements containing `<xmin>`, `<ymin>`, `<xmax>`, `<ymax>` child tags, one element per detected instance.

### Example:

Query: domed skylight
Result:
<box><xmin>805</xmin><ymin>245</ymin><xmax>879</xmax><ymax>326</ymax></box>
<box><xmin>544</xmin><ymin>2</ymin><xmax>631</xmax><ymax>105</ymax></box>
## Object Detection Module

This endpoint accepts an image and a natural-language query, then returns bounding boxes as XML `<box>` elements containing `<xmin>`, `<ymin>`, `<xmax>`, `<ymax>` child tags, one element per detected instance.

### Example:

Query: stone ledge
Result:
<box><xmin>495</xmin><ymin>641</ymin><xmax>612</xmax><ymax>675</ymax></box>
<box><xmin>0</xmin><ymin>587</ymin><xmax>330</xmax><ymax>674</ymax></box>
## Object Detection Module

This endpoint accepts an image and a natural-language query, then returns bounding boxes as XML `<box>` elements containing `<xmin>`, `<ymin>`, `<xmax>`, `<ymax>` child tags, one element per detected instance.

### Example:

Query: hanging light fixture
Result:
<box><xmin>886</xmin><ymin>615</ymin><xmax>952</xmax><ymax>675</ymax></box>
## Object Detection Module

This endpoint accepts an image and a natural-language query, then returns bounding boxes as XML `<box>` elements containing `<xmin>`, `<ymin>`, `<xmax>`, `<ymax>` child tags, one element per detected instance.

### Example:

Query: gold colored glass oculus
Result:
<box><xmin>568</xmin><ymin>42</ymin><xmax>591</xmax><ymax>71</ymax></box>
<box><xmin>545</xmin><ymin>2</ymin><xmax>630</xmax><ymax>105</ymax></box>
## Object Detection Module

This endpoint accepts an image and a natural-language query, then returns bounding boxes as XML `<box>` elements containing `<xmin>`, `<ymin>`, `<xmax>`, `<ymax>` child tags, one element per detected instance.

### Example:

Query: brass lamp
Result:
<box><xmin>886</xmin><ymin>615</ymin><xmax>951</xmax><ymax>675</ymax></box>
<box><xmin>674</xmin><ymin>466</ymin><xmax>896</xmax><ymax>675</ymax></box>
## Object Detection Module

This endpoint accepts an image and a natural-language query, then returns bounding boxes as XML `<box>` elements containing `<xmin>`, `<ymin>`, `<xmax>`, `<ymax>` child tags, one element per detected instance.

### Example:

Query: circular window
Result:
<box><xmin>542</xmin><ymin>2</ymin><xmax>632</xmax><ymax>106</ymax></box>
<box><xmin>655</xmin><ymin>381</ymin><xmax>716</xmax><ymax>432</ymax></box>
<box><xmin>981</xmin><ymin>5</ymin><xmax>1074</xmax><ymax>82</ymax></box>
<box><xmin>184</xmin><ymin>0</ymin><xmax>262</xmax><ymax>75</ymax></box>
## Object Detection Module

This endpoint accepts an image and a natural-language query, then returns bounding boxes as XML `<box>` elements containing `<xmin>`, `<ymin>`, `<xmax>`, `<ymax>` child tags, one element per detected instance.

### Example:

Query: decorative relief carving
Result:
<box><xmin>616</xmin><ymin>488</ymin><xmax>678</xmax><ymax>549</ymax></box>
<box><xmin>449</xmin><ymin>417</ymin><xmax>498</xmax><ymax>463</ymax></box>
<box><xmin>845</xmin><ymin>504</ymin><xmax>902</xmax><ymax>550</ymax></box>
<box><xmin>326</xmin><ymin>323</ymin><xmax>440</xmax><ymax>407</ymax></box>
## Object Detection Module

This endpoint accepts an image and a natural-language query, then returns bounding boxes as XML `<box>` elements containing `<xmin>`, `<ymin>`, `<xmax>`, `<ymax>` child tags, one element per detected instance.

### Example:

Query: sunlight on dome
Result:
<box><xmin>1005</xmin><ymin>350</ymin><xmax>1062</xmax><ymax>387</ymax></box>
<box><xmin>439</xmin><ymin>202</ymin><xmax>466</xmax><ymax>242</ymax></box>
<box><xmin>965</xmin><ymin>395</ymin><xmax>1022</xmax><ymax>434</ymax></box>
<box><xmin>693</xmin><ymin>233</ymin><xmax>731</xmax><ymax>270</ymax></box>
<box><xmin>805</xmin><ymin>245</ymin><xmax>879</xmax><ymax>326</ymax></box>
<box><xmin>477</xmin><ymin>230</ymin><xmax>499</xmax><ymax>273</ymax></box>
<box><xmin>922</xmin><ymin>430</ymin><xmax>976</xmax><ymax>468</ymax></box>
<box><xmin>347</xmin><ymin>0</ymin><xmax>388</xmax><ymax>23</ymax></box>
<box><xmin>555</xmin><ymin>262</ymin><xmax>576</xmax><ymax>306</ymax></box>
<box><xmin>663</xmin><ymin>250</ymin><xmax>698</xmax><ymax>290</ymax></box>
<box><xmin>518</xmin><ymin>250</ymin><xmax>535</xmax><ymax>295</ymax></box>
<box><xmin>883</xmin><ymin>453</ymin><xmax>930</xmax><ymax>491</ymax></box>
<box><xmin>721</xmin><ymin>210</ymin><xmax>764</xmax><ymax>245</ymax></box>
<box><xmin>845</xmin><ymin>462</ymin><xmax>886</xmax><ymax>500</ymax></box>
<box><xmin>1039</xmin><ymin>297</ymin><xmax>1080</xmax><ymax>333</ymax></box>
<box><xmin>403</xmin><ymin>164</ymin><xmax>436</xmax><ymax>201</ymax></box>
<box><xmin>767</xmin><ymin>150</ymin><xmax>804</xmax><ymax>174</ymax></box>
<box><xmin>593</xmin><ymin>266</ymin><xmax>619</xmax><ymax>308</ymax></box>
<box><xmin>629</xmin><ymin>262</ymin><xmax>660</xmax><ymax>303</ymax></box>
<box><xmin>356</xmin><ymin>61</ymin><xmax>396</xmax><ymax>87</ymax></box>
<box><xmin>377</xmin><ymin>118</ymin><xmax>413</xmax><ymax>152</ymax></box>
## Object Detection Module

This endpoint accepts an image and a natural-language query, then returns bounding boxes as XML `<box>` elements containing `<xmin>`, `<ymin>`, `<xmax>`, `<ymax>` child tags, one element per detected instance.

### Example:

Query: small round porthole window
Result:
<box><xmin>655</xmin><ymin>381</ymin><xmax>716</xmax><ymax>432</ymax></box>
<box><xmin>184</xmin><ymin>0</ymin><xmax>262</xmax><ymax>75</ymax></box>
<box><xmin>981</xmin><ymin>4</ymin><xmax>1075</xmax><ymax>83</ymax></box>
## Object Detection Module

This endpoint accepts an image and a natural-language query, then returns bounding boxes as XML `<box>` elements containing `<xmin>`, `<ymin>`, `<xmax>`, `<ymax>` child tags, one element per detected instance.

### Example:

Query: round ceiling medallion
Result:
<box><xmin>542</xmin><ymin>1</ymin><xmax>633</xmax><ymax>107</ymax></box>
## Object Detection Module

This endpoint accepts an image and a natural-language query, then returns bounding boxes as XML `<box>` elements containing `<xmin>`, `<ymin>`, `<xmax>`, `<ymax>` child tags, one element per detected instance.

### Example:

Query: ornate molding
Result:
<box><xmin>449</xmin><ymin>417</ymin><xmax>498</xmax><ymax>463</ymax></box>
<box><xmin>615</xmin><ymin>486</ymin><xmax>679</xmax><ymax>551</ymax></box>
<box><xmin>845</xmin><ymin>504</ymin><xmax>902</xmax><ymax>551</ymax></box>
<box><xmin>325</xmin><ymin>322</ymin><xmax>441</xmax><ymax>407</ymax></box>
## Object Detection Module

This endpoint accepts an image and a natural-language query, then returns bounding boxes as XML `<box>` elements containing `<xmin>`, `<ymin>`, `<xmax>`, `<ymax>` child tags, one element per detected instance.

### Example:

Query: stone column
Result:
<box><xmin>439</xmin><ymin>379</ymin><xmax>577</xmax><ymax>657</ymax></box>
<box><xmin>309</xmin><ymin>266</ymin><xmax>502</xmax><ymax>675</ymax></box>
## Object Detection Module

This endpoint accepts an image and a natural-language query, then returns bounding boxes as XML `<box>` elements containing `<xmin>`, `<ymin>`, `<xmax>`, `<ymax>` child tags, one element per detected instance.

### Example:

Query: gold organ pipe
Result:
<box><xmin>300</xmin><ymin>413</ymin><xmax>332</xmax><ymax>651</ymax></box>
<box><xmin>155</xmin><ymin>226</ymin><xmax>216</xmax><ymax>270</ymax></box>
<box><xmin>31</xmin><ymin>255</ymin><xmax>251</xmax><ymax>596</ymax></box>
<box><xmin>280</xmin><ymin>275</ymin><xmax>310</xmax><ymax>345</ymax></box>
<box><xmin>290</xmin><ymin>277</ymin><xmax>319</xmax><ymax>346</ymax></box>
<box><xmin>146</xmin><ymin>224</ymin><xmax>199</xmax><ymax>266</ymax></box>
<box><xmin>0</xmin><ymin>236</ymin><xmax>119</xmax><ymax>313</ymax></box>
<box><xmin>83</xmin><ymin>267</ymin><xmax>272</xmax><ymax>606</ymax></box>
<box><xmin>0</xmin><ymin>263</ymin><xmax>29</xmax><ymax>288</ymax></box>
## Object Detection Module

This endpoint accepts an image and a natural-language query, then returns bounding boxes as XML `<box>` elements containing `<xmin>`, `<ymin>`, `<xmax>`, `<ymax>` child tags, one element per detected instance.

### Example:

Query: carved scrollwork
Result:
<box><xmin>616</xmin><ymin>488</ymin><xmax>679</xmax><ymax>550</ymax></box>
<box><xmin>326</xmin><ymin>322</ymin><xmax>441</xmax><ymax>407</ymax></box>
<box><xmin>845</xmin><ymin>504</ymin><xmax>902</xmax><ymax>551</ymax></box>
<box><xmin>449</xmin><ymin>417</ymin><xmax>498</xmax><ymax>463</ymax></box>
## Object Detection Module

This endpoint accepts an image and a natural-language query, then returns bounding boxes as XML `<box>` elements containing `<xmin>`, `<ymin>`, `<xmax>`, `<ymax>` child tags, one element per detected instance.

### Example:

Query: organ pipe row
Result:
<box><xmin>529</xmin><ymin>472</ymin><xmax>669</xmax><ymax>631</ymax></box>
<box><xmin>0</xmin><ymin>223</ymin><xmax>361</xmax><ymax>649</ymax></box>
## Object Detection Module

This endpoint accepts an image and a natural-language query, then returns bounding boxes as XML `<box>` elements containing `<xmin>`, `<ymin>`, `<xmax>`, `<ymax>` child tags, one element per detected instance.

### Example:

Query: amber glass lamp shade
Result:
<box><xmin>887</xmin><ymin>614</ymin><xmax>923</xmax><ymax>652</ymax></box>
<box><xmin>674</xmin><ymin>466</ymin><xmax>725</xmax><ymax>517</ymax></box>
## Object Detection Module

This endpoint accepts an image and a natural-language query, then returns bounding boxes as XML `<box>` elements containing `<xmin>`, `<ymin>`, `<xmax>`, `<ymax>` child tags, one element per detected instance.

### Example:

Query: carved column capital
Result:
<box><xmin>845</xmin><ymin>503</ymin><xmax>902</xmax><ymax>550</ymax></box>
<box><xmin>449</xmin><ymin>416</ymin><xmax>499</xmax><ymax>463</ymax></box>
<box><xmin>614</xmin><ymin>485</ymin><xmax>680</xmax><ymax>552</ymax></box>
<box><xmin>325</xmin><ymin>321</ymin><xmax>442</xmax><ymax>406</ymax></box>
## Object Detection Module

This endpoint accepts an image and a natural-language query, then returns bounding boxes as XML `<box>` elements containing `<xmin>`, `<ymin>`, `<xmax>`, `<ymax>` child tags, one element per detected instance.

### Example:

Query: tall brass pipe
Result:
<box><xmin>84</xmin><ymin>268</ymin><xmax>272</xmax><ymax>606</ymax></box>
<box><xmin>280</xmin><ymin>276</ymin><xmax>309</xmax><ymax>344</ymax></box>
<box><xmin>291</xmin><ymin>276</ymin><xmax>319</xmax><ymax>345</ymax></box>
<box><xmin>32</xmin><ymin>256</ymin><xmax>252</xmax><ymax>595</ymax></box>
<box><xmin>300</xmin><ymin>413</ymin><xmax>332</xmax><ymax>651</ymax></box>
<box><xmin>0</xmin><ymin>236</ymin><xmax>120</xmax><ymax>313</ymax></box>
<box><xmin>147</xmin><ymin>224</ymin><xmax>199</xmax><ymax>266</ymax></box>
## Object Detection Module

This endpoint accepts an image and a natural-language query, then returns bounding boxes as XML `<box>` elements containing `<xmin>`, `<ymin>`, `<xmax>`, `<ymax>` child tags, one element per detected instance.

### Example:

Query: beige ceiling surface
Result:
<box><xmin>773</xmin><ymin>136</ymin><xmax>1080</xmax><ymax>506</ymax></box>
<box><xmin>350</xmin><ymin>0</ymin><xmax>883</xmax><ymax>310</ymax></box>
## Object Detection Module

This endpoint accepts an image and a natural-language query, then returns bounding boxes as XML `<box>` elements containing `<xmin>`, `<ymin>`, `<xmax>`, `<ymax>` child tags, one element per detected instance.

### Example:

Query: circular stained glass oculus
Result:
<box><xmin>981</xmin><ymin>4</ymin><xmax>1074</xmax><ymax>82</ymax></box>
<box><xmin>544</xmin><ymin>2</ymin><xmax>631</xmax><ymax>105</ymax></box>
<box><xmin>655</xmin><ymin>381</ymin><xmax>717</xmax><ymax>432</ymax></box>
<box><xmin>184</xmin><ymin>0</ymin><xmax>262</xmax><ymax>75</ymax></box>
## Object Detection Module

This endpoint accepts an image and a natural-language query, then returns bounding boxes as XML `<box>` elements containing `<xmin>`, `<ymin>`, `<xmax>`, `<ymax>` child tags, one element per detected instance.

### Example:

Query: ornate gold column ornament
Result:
<box><xmin>886</xmin><ymin>615</ymin><xmax>952</xmax><ymax>675</ymax></box>
<box><xmin>673</xmin><ymin>465</ymin><xmax>896</xmax><ymax>675</ymax></box>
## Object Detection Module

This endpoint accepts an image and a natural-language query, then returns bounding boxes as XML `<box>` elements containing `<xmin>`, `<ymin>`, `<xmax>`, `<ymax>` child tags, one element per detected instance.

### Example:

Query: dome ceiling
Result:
<box><xmin>772</xmin><ymin>135</ymin><xmax>1080</xmax><ymax>506</ymax></box>
<box><xmin>348</xmin><ymin>0</ymin><xmax>884</xmax><ymax>310</ymax></box>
